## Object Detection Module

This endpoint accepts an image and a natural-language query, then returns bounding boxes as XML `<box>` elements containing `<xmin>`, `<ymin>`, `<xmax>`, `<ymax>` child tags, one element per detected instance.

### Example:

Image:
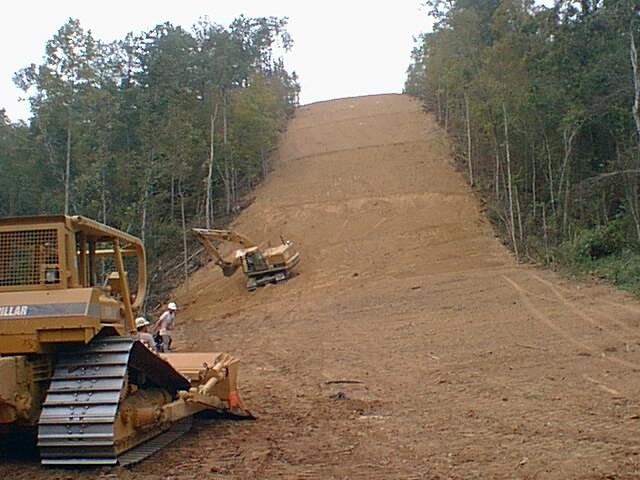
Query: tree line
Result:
<box><xmin>406</xmin><ymin>0</ymin><xmax>640</xmax><ymax>292</ymax></box>
<box><xmin>0</xmin><ymin>16</ymin><xmax>299</xmax><ymax>304</ymax></box>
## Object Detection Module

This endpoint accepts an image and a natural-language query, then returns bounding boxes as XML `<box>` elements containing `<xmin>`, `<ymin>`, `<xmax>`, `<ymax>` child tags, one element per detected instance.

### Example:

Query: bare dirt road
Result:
<box><xmin>4</xmin><ymin>94</ymin><xmax>640</xmax><ymax>479</ymax></box>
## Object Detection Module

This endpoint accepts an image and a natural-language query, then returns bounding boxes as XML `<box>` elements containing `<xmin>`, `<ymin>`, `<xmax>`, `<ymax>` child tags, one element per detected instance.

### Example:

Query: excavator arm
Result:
<box><xmin>192</xmin><ymin>229</ymin><xmax>256</xmax><ymax>248</ymax></box>
<box><xmin>192</xmin><ymin>228</ymin><xmax>256</xmax><ymax>277</ymax></box>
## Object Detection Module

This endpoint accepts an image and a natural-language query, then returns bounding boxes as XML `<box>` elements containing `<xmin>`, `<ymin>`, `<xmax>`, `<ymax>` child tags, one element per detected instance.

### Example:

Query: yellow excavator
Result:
<box><xmin>0</xmin><ymin>215</ymin><xmax>251</xmax><ymax>466</ymax></box>
<box><xmin>192</xmin><ymin>228</ymin><xmax>300</xmax><ymax>291</ymax></box>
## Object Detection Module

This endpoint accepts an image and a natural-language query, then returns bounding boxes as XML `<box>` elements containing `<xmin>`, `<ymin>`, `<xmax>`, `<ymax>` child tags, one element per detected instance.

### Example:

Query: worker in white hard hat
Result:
<box><xmin>135</xmin><ymin>316</ymin><xmax>157</xmax><ymax>352</ymax></box>
<box><xmin>153</xmin><ymin>302</ymin><xmax>177</xmax><ymax>352</ymax></box>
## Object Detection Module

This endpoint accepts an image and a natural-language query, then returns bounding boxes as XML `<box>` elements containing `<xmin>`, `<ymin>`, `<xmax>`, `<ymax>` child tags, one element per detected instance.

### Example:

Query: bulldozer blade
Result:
<box><xmin>198</xmin><ymin>406</ymin><xmax>255</xmax><ymax>420</ymax></box>
<box><xmin>161</xmin><ymin>352</ymin><xmax>253</xmax><ymax>418</ymax></box>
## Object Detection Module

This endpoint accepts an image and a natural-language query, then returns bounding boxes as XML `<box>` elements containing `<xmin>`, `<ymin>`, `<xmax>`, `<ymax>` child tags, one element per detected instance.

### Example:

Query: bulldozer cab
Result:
<box><xmin>0</xmin><ymin>215</ymin><xmax>146</xmax><ymax>354</ymax></box>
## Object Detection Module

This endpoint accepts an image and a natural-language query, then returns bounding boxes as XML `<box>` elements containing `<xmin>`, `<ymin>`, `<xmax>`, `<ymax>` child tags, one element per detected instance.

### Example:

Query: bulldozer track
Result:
<box><xmin>38</xmin><ymin>337</ymin><xmax>134</xmax><ymax>465</ymax></box>
<box><xmin>117</xmin><ymin>417</ymin><xmax>192</xmax><ymax>467</ymax></box>
<box><xmin>37</xmin><ymin>337</ymin><xmax>188</xmax><ymax>466</ymax></box>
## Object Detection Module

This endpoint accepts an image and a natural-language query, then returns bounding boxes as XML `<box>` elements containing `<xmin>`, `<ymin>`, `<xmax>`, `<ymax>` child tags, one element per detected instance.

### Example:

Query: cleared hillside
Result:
<box><xmin>5</xmin><ymin>95</ymin><xmax>640</xmax><ymax>479</ymax></box>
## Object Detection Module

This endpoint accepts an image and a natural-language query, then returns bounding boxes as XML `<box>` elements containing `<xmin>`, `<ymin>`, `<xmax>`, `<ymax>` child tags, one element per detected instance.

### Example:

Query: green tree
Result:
<box><xmin>14</xmin><ymin>18</ymin><xmax>97</xmax><ymax>214</ymax></box>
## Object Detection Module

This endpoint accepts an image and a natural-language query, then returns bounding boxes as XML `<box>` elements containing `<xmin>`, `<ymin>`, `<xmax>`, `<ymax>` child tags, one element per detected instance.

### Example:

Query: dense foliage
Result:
<box><xmin>1</xmin><ymin>16</ymin><xmax>299</xmax><ymax>304</ymax></box>
<box><xmin>406</xmin><ymin>0</ymin><xmax>640</xmax><ymax>292</ymax></box>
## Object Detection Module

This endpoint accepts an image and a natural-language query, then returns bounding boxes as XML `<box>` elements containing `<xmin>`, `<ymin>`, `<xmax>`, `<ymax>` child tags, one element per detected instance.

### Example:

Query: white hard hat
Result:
<box><xmin>168</xmin><ymin>302</ymin><xmax>178</xmax><ymax>311</ymax></box>
<box><xmin>135</xmin><ymin>317</ymin><xmax>149</xmax><ymax>328</ymax></box>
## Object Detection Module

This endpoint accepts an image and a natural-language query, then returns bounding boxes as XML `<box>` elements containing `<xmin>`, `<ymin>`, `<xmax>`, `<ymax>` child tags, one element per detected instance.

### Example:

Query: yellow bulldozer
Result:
<box><xmin>0</xmin><ymin>215</ymin><xmax>251</xmax><ymax>466</ymax></box>
<box><xmin>192</xmin><ymin>228</ymin><xmax>300</xmax><ymax>291</ymax></box>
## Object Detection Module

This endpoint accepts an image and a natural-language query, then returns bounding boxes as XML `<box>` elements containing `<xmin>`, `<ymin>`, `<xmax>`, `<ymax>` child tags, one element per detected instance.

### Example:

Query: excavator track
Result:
<box><xmin>37</xmin><ymin>337</ymin><xmax>191</xmax><ymax>466</ymax></box>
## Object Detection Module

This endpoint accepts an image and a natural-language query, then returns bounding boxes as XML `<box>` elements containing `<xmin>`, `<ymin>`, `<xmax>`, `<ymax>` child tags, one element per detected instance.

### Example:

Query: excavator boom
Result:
<box><xmin>191</xmin><ymin>228</ymin><xmax>242</xmax><ymax>277</ymax></box>
<box><xmin>192</xmin><ymin>228</ymin><xmax>256</xmax><ymax>248</ymax></box>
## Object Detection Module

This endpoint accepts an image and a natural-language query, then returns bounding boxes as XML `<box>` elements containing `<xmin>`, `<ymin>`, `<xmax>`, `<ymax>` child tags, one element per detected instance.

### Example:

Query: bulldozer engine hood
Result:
<box><xmin>0</xmin><ymin>288</ymin><xmax>119</xmax><ymax>321</ymax></box>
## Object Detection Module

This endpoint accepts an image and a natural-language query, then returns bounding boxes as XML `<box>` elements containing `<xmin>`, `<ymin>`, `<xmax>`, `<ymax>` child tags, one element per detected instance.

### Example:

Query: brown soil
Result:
<box><xmin>4</xmin><ymin>94</ymin><xmax>640</xmax><ymax>479</ymax></box>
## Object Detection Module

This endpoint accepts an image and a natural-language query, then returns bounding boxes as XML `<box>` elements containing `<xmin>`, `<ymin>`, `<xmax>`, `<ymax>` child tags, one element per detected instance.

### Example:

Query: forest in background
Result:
<box><xmin>406</xmin><ymin>0</ymin><xmax>640</xmax><ymax>293</ymax></box>
<box><xmin>0</xmin><ymin>16</ymin><xmax>299</xmax><ymax>307</ymax></box>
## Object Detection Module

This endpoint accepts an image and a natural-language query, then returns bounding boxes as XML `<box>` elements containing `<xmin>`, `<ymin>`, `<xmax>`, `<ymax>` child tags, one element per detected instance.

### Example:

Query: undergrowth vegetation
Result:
<box><xmin>406</xmin><ymin>0</ymin><xmax>640</xmax><ymax>295</ymax></box>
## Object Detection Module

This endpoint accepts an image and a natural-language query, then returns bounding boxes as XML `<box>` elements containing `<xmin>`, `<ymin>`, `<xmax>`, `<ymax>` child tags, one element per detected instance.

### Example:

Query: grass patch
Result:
<box><xmin>556</xmin><ymin>219</ymin><xmax>640</xmax><ymax>295</ymax></box>
<box><xmin>570</xmin><ymin>251</ymin><xmax>640</xmax><ymax>295</ymax></box>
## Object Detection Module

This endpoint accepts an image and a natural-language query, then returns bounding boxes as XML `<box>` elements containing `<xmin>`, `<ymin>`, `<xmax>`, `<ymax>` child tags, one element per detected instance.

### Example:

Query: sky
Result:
<box><xmin>0</xmin><ymin>0</ymin><xmax>434</xmax><ymax>122</ymax></box>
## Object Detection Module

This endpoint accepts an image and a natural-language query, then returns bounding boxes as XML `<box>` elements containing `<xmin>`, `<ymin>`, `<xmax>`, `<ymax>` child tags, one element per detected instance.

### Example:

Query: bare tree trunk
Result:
<box><xmin>464</xmin><ymin>91</ymin><xmax>474</xmax><ymax>186</ymax></box>
<box><xmin>444</xmin><ymin>88</ymin><xmax>449</xmax><ymax>133</ymax></box>
<box><xmin>436</xmin><ymin>79</ymin><xmax>443</xmax><ymax>124</ymax></box>
<box><xmin>503</xmin><ymin>102</ymin><xmax>519</xmax><ymax>260</ymax></box>
<box><xmin>544</xmin><ymin>136</ymin><xmax>557</xmax><ymax>218</ymax></box>
<box><xmin>531</xmin><ymin>143</ymin><xmax>537</xmax><ymax>220</ymax></box>
<box><xmin>223</xmin><ymin>90</ymin><xmax>228</xmax><ymax>145</ymax></box>
<box><xmin>179</xmin><ymin>180</ymin><xmax>189</xmax><ymax>291</ymax></box>
<box><xmin>222</xmin><ymin>91</ymin><xmax>231</xmax><ymax>215</ymax></box>
<box><xmin>559</xmin><ymin>125</ymin><xmax>578</xmax><ymax>237</ymax></box>
<box><xmin>558</xmin><ymin>125</ymin><xmax>578</xmax><ymax>211</ymax></box>
<box><xmin>215</xmin><ymin>161</ymin><xmax>232</xmax><ymax>216</ymax></box>
<box><xmin>141</xmin><ymin>148</ymin><xmax>154</xmax><ymax>245</ymax></box>
<box><xmin>101</xmin><ymin>167</ymin><xmax>107</xmax><ymax>224</ymax></box>
<box><xmin>631</xmin><ymin>27</ymin><xmax>640</xmax><ymax>143</ymax></box>
<box><xmin>493</xmin><ymin>131</ymin><xmax>500</xmax><ymax>199</ymax></box>
<box><xmin>261</xmin><ymin>147</ymin><xmax>267</xmax><ymax>178</ymax></box>
<box><xmin>542</xmin><ymin>203</ymin><xmax>550</xmax><ymax>263</ymax></box>
<box><xmin>141</xmin><ymin>171</ymin><xmax>151</xmax><ymax>246</ymax></box>
<box><xmin>170</xmin><ymin>175</ymin><xmax>175</xmax><ymax>222</ymax></box>
<box><xmin>231</xmin><ymin>164</ymin><xmax>238</xmax><ymax>210</ymax></box>
<box><xmin>224</xmin><ymin>161</ymin><xmax>231</xmax><ymax>215</ymax></box>
<box><xmin>205</xmin><ymin>102</ymin><xmax>219</xmax><ymax>228</ymax></box>
<box><xmin>515</xmin><ymin>184</ymin><xmax>524</xmax><ymax>245</ymax></box>
<box><xmin>601</xmin><ymin>190</ymin><xmax>608</xmax><ymax>224</ymax></box>
<box><xmin>562</xmin><ymin>168</ymin><xmax>571</xmax><ymax>237</ymax></box>
<box><xmin>629</xmin><ymin>27</ymin><xmax>640</xmax><ymax>240</ymax></box>
<box><xmin>141</xmin><ymin>193</ymin><xmax>147</xmax><ymax>245</ymax></box>
<box><xmin>65</xmin><ymin>110</ymin><xmax>72</xmax><ymax>215</ymax></box>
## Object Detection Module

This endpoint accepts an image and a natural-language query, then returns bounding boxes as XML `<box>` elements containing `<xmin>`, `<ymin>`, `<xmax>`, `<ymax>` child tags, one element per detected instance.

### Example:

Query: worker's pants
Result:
<box><xmin>160</xmin><ymin>334</ymin><xmax>172</xmax><ymax>352</ymax></box>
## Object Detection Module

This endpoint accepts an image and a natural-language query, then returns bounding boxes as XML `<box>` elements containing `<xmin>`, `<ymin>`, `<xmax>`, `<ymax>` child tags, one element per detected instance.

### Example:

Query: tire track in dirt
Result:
<box><xmin>530</xmin><ymin>272</ymin><xmax>640</xmax><ymax>341</ymax></box>
<box><xmin>503</xmin><ymin>273</ymin><xmax>640</xmax><ymax>372</ymax></box>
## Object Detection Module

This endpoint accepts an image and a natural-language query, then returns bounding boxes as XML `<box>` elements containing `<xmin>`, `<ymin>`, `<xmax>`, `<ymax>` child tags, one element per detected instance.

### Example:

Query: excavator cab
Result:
<box><xmin>244</xmin><ymin>248</ymin><xmax>268</xmax><ymax>273</ymax></box>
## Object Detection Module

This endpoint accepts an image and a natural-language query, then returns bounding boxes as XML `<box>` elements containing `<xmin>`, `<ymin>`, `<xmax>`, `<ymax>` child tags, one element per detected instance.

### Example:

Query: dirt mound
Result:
<box><xmin>6</xmin><ymin>94</ymin><xmax>640</xmax><ymax>479</ymax></box>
